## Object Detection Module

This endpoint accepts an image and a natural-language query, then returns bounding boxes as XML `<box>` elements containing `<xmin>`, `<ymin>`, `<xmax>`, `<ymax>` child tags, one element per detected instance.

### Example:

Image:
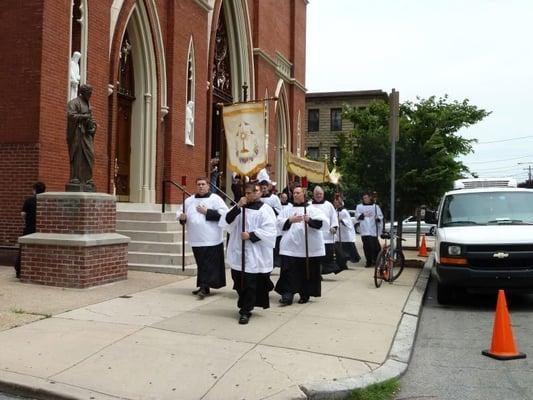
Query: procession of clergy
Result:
<box><xmin>178</xmin><ymin>176</ymin><xmax>383</xmax><ymax>325</ymax></box>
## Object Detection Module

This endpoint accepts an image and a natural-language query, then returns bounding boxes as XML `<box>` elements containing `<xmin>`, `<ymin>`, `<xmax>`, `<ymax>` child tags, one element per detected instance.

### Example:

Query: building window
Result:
<box><xmin>330</xmin><ymin>147</ymin><xmax>340</xmax><ymax>162</ymax></box>
<box><xmin>308</xmin><ymin>109</ymin><xmax>319</xmax><ymax>132</ymax></box>
<box><xmin>330</xmin><ymin>108</ymin><xmax>342</xmax><ymax>131</ymax></box>
<box><xmin>307</xmin><ymin>147</ymin><xmax>319</xmax><ymax>160</ymax></box>
<box><xmin>185</xmin><ymin>38</ymin><xmax>195</xmax><ymax>145</ymax></box>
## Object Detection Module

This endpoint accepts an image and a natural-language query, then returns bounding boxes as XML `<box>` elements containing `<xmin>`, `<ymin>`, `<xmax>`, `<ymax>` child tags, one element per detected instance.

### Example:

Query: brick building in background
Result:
<box><xmin>305</xmin><ymin>90</ymin><xmax>388</xmax><ymax>161</ymax></box>
<box><xmin>0</xmin><ymin>0</ymin><xmax>307</xmax><ymax>250</ymax></box>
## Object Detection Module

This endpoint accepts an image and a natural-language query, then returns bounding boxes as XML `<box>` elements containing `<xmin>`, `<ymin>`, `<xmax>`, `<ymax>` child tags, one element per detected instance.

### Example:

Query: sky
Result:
<box><xmin>305</xmin><ymin>0</ymin><xmax>533</xmax><ymax>183</ymax></box>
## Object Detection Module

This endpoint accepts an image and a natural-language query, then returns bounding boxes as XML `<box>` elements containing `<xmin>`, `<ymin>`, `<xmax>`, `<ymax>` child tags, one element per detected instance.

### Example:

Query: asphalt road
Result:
<box><xmin>397</xmin><ymin>275</ymin><xmax>533</xmax><ymax>400</ymax></box>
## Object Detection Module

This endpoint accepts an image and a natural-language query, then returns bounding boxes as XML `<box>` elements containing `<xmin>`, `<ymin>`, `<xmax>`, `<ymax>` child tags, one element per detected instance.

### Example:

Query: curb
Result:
<box><xmin>0</xmin><ymin>369</ymin><xmax>123</xmax><ymax>400</ymax></box>
<box><xmin>299</xmin><ymin>254</ymin><xmax>433</xmax><ymax>399</ymax></box>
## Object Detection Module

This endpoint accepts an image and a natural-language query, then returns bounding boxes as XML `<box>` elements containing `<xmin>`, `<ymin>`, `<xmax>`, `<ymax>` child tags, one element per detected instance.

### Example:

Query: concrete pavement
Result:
<box><xmin>0</xmin><ymin>248</ymin><xmax>430</xmax><ymax>400</ymax></box>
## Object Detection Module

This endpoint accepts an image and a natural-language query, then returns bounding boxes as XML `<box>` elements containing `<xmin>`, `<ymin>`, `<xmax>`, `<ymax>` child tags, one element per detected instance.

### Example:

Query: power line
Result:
<box><xmin>476</xmin><ymin>135</ymin><xmax>533</xmax><ymax>144</ymax></box>
<box><xmin>467</xmin><ymin>154</ymin><xmax>533</xmax><ymax>164</ymax></box>
<box><xmin>473</xmin><ymin>167</ymin><xmax>521</xmax><ymax>174</ymax></box>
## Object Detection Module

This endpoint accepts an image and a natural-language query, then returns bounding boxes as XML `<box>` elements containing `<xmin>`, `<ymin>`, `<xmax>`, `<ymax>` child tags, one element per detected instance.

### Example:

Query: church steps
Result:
<box><xmin>128</xmin><ymin>240</ymin><xmax>190</xmax><ymax>253</ymax></box>
<box><xmin>117</xmin><ymin>230</ymin><xmax>183</xmax><ymax>242</ymax></box>
<box><xmin>116</xmin><ymin>211</ymin><xmax>177</xmax><ymax>222</ymax></box>
<box><xmin>117</xmin><ymin>220</ymin><xmax>179</xmax><ymax>232</ymax></box>
<box><xmin>128</xmin><ymin>263</ymin><xmax>197</xmax><ymax>276</ymax></box>
<box><xmin>116</xmin><ymin>206</ymin><xmax>197</xmax><ymax>276</ymax></box>
<box><xmin>128</xmin><ymin>251</ymin><xmax>196</xmax><ymax>266</ymax></box>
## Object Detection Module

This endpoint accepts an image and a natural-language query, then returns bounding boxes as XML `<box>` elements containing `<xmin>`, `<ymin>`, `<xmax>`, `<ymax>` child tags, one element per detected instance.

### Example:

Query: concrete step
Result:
<box><xmin>116</xmin><ymin>203</ymin><xmax>181</xmax><ymax>212</ymax></box>
<box><xmin>128</xmin><ymin>262</ymin><xmax>197</xmax><ymax>276</ymax></box>
<box><xmin>116</xmin><ymin>211</ymin><xmax>177</xmax><ymax>222</ymax></box>
<box><xmin>129</xmin><ymin>240</ymin><xmax>191</xmax><ymax>253</ymax></box>
<box><xmin>117</xmin><ymin>220</ymin><xmax>180</xmax><ymax>232</ymax></box>
<box><xmin>128</xmin><ymin>251</ymin><xmax>196</xmax><ymax>266</ymax></box>
<box><xmin>117</xmin><ymin>230</ymin><xmax>183</xmax><ymax>242</ymax></box>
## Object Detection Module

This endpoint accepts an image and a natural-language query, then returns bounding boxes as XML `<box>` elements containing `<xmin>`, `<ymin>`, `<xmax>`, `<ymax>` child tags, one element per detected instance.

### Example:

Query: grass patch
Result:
<box><xmin>348</xmin><ymin>378</ymin><xmax>400</xmax><ymax>400</ymax></box>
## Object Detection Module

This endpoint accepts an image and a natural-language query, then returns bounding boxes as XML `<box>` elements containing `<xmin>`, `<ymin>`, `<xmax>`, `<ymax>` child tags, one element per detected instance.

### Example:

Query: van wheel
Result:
<box><xmin>437</xmin><ymin>283</ymin><xmax>454</xmax><ymax>305</ymax></box>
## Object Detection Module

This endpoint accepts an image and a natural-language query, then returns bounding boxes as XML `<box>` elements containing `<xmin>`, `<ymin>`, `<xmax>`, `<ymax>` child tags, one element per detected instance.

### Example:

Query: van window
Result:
<box><xmin>441</xmin><ymin>191</ymin><xmax>533</xmax><ymax>226</ymax></box>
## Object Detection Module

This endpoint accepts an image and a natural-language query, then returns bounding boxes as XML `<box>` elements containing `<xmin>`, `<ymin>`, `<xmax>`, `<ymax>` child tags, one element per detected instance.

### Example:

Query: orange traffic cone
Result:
<box><xmin>418</xmin><ymin>235</ymin><xmax>428</xmax><ymax>257</ymax></box>
<box><xmin>482</xmin><ymin>290</ymin><xmax>526</xmax><ymax>360</ymax></box>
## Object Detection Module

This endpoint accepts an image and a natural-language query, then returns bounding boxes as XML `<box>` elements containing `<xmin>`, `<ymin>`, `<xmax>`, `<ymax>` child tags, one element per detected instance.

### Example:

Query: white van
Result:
<box><xmin>426</xmin><ymin>178</ymin><xmax>533</xmax><ymax>304</ymax></box>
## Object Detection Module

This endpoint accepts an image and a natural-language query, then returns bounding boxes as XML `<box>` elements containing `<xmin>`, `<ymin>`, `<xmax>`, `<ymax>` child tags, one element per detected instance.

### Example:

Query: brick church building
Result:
<box><xmin>0</xmin><ymin>0</ymin><xmax>307</xmax><ymax>250</ymax></box>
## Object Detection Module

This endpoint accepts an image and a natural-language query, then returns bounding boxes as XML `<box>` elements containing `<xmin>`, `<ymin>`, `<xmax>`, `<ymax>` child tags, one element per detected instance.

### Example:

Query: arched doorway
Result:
<box><xmin>114</xmin><ymin>2</ymin><xmax>158</xmax><ymax>203</ymax></box>
<box><xmin>210</xmin><ymin>0</ymin><xmax>254</xmax><ymax>192</ymax></box>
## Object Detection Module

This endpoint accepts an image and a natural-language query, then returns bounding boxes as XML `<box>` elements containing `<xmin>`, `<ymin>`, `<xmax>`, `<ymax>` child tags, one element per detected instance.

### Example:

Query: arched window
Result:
<box><xmin>69</xmin><ymin>0</ymin><xmax>88</xmax><ymax>100</ymax></box>
<box><xmin>185</xmin><ymin>38</ymin><xmax>195</xmax><ymax>145</ymax></box>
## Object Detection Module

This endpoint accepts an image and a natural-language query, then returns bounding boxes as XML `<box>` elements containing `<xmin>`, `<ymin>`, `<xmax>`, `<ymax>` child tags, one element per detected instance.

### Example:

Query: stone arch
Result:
<box><xmin>69</xmin><ymin>0</ymin><xmax>88</xmax><ymax>100</ymax></box>
<box><xmin>113</xmin><ymin>1</ymin><xmax>158</xmax><ymax>203</ymax></box>
<box><xmin>274</xmin><ymin>79</ymin><xmax>291</xmax><ymax>190</ymax></box>
<box><xmin>111</xmin><ymin>0</ymin><xmax>168</xmax><ymax>118</ymax></box>
<box><xmin>222</xmin><ymin>0</ymin><xmax>254</xmax><ymax>101</ymax></box>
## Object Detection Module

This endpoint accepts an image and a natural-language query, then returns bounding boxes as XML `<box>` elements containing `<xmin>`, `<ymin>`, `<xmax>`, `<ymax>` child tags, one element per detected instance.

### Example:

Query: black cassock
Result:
<box><xmin>192</xmin><ymin>243</ymin><xmax>226</xmax><ymax>289</ymax></box>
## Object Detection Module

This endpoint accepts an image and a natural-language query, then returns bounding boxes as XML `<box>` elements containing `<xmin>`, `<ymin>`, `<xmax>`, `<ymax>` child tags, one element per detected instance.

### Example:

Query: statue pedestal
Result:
<box><xmin>65</xmin><ymin>182</ymin><xmax>96</xmax><ymax>192</ymax></box>
<box><xmin>18</xmin><ymin>192</ymin><xmax>129</xmax><ymax>288</ymax></box>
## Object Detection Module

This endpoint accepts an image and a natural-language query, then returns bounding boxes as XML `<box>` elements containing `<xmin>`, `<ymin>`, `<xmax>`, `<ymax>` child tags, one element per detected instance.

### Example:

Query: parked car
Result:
<box><xmin>385</xmin><ymin>216</ymin><xmax>436</xmax><ymax>234</ymax></box>
<box><xmin>428</xmin><ymin>178</ymin><xmax>533</xmax><ymax>304</ymax></box>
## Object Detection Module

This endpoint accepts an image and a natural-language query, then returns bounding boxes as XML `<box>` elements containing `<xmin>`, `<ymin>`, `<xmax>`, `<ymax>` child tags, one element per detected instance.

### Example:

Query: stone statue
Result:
<box><xmin>69</xmin><ymin>51</ymin><xmax>81</xmax><ymax>101</ymax></box>
<box><xmin>185</xmin><ymin>100</ymin><xmax>194</xmax><ymax>144</ymax></box>
<box><xmin>66</xmin><ymin>84</ymin><xmax>97</xmax><ymax>192</ymax></box>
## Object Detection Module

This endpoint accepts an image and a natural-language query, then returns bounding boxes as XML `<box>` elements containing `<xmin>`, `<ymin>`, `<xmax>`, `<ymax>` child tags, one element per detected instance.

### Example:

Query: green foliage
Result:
<box><xmin>338</xmin><ymin>96</ymin><xmax>490</xmax><ymax>218</ymax></box>
<box><xmin>347</xmin><ymin>378</ymin><xmax>400</xmax><ymax>400</ymax></box>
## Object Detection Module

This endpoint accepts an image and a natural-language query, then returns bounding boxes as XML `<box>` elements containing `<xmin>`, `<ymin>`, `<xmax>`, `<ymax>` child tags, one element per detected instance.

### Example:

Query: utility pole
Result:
<box><xmin>389</xmin><ymin>89</ymin><xmax>400</xmax><ymax>252</ymax></box>
<box><xmin>517</xmin><ymin>162</ymin><xmax>533</xmax><ymax>184</ymax></box>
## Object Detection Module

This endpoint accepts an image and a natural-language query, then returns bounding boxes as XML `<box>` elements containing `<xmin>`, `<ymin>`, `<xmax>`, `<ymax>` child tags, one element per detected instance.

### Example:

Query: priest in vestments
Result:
<box><xmin>334</xmin><ymin>195</ymin><xmax>361</xmax><ymax>266</ymax></box>
<box><xmin>258</xmin><ymin>180</ymin><xmax>283</xmax><ymax>267</ymax></box>
<box><xmin>276</xmin><ymin>185</ymin><xmax>328</xmax><ymax>305</ymax></box>
<box><xmin>311</xmin><ymin>186</ymin><xmax>341</xmax><ymax>274</ymax></box>
<box><xmin>178</xmin><ymin>177</ymin><xmax>228</xmax><ymax>298</ymax></box>
<box><xmin>220</xmin><ymin>182</ymin><xmax>277</xmax><ymax>325</ymax></box>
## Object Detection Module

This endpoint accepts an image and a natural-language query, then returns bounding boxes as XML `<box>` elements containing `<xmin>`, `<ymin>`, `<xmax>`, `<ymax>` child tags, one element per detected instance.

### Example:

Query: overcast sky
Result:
<box><xmin>306</xmin><ymin>0</ymin><xmax>533</xmax><ymax>182</ymax></box>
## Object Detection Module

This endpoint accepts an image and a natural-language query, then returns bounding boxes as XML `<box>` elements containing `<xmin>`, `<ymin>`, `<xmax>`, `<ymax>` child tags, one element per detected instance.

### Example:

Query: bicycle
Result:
<box><xmin>374</xmin><ymin>231</ymin><xmax>406</xmax><ymax>288</ymax></box>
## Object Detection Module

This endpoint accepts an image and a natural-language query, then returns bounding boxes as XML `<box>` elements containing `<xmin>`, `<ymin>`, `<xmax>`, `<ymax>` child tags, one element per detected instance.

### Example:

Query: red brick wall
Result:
<box><xmin>250</xmin><ymin>0</ymin><xmax>307</xmax><ymax>168</ymax></box>
<box><xmin>20</xmin><ymin>243</ymin><xmax>128</xmax><ymax>288</ymax></box>
<box><xmin>0</xmin><ymin>0</ymin><xmax>43</xmax><ymax>144</ymax></box>
<box><xmin>0</xmin><ymin>0</ymin><xmax>307</xmax><ymax>247</ymax></box>
<box><xmin>0</xmin><ymin>144</ymin><xmax>40</xmax><ymax>246</ymax></box>
<box><xmin>162</xmin><ymin>1</ymin><xmax>210</xmax><ymax>203</ymax></box>
<box><xmin>37</xmin><ymin>195</ymin><xmax>116</xmax><ymax>234</ymax></box>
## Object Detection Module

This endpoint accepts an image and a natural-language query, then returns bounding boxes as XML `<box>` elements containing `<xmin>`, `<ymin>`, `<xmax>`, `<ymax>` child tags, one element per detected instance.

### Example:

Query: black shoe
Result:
<box><xmin>192</xmin><ymin>288</ymin><xmax>202</xmax><ymax>295</ymax></box>
<box><xmin>298</xmin><ymin>297</ymin><xmax>309</xmax><ymax>304</ymax></box>
<box><xmin>238</xmin><ymin>314</ymin><xmax>250</xmax><ymax>325</ymax></box>
<box><xmin>279</xmin><ymin>295</ymin><xmax>293</xmax><ymax>306</ymax></box>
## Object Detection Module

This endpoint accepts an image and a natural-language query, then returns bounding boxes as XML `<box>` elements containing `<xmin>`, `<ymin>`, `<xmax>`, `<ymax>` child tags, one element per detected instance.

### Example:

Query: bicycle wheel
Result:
<box><xmin>390</xmin><ymin>249</ymin><xmax>405</xmax><ymax>281</ymax></box>
<box><xmin>374</xmin><ymin>249</ymin><xmax>387</xmax><ymax>288</ymax></box>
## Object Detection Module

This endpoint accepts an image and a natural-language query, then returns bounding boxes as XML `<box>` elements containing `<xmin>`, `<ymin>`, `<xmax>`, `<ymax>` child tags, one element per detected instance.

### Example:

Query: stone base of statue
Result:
<box><xmin>18</xmin><ymin>192</ymin><xmax>129</xmax><ymax>288</ymax></box>
<box><xmin>65</xmin><ymin>180</ymin><xmax>96</xmax><ymax>192</ymax></box>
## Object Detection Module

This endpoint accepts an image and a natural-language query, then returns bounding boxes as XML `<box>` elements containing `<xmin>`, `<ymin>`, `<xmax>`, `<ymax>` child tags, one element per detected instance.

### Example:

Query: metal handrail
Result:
<box><xmin>161</xmin><ymin>180</ymin><xmax>193</xmax><ymax>213</ymax></box>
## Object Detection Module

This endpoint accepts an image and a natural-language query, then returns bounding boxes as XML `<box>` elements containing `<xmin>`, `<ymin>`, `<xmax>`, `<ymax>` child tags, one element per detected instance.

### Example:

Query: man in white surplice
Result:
<box><xmin>178</xmin><ymin>177</ymin><xmax>228</xmax><ymax>298</ymax></box>
<box><xmin>220</xmin><ymin>182</ymin><xmax>277</xmax><ymax>325</ymax></box>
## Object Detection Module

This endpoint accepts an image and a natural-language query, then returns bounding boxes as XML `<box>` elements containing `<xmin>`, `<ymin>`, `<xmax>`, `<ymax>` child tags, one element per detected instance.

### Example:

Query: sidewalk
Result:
<box><xmin>0</xmin><ymin>250</ymin><xmax>430</xmax><ymax>400</ymax></box>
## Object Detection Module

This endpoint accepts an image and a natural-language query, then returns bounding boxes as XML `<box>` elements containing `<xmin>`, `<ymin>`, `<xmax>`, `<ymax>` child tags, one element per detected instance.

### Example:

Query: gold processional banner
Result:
<box><xmin>285</xmin><ymin>152</ymin><xmax>342</xmax><ymax>184</ymax></box>
<box><xmin>223</xmin><ymin>102</ymin><xmax>267</xmax><ymax>177</ymax></box>
<box><xmin>285</xmin><ymin>151</ymin><xmax>329</xmax><ymax>183</ymax></box>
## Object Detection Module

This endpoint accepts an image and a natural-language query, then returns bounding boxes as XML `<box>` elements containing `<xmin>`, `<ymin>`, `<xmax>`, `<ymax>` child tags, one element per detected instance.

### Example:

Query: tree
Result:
<box><xmin>338</xmin><ymin>96</ymin><xmax>490</xmax><ymax>219</ymax></box>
